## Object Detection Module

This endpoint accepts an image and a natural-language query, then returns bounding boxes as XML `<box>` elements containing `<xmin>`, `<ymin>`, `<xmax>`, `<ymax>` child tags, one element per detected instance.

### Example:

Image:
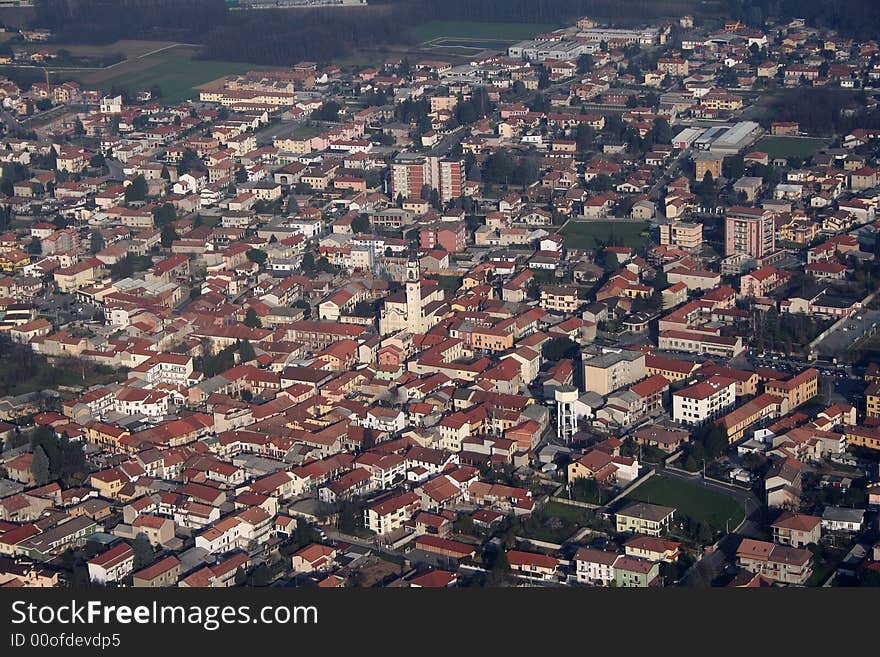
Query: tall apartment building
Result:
<box><xmin>391</xmin><ymin>154</ymin><xmax>464</xmax><ymax>203</ymax></box>
<box><xmin>659</xmin><ymin>220</ymin><xmax>703</xmax><ymax>250</ymax></box>
<box><xmin>725</xmin><ymin>206</ymin><xmax>775</xmax><ymax>259</ymax></box>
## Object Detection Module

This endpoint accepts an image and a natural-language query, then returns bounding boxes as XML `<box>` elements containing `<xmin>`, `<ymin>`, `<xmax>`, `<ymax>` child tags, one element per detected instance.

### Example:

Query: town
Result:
<box><xmin>0</xmin><ymin>8</ymin><xmax>880</xmax><ymax>590</ymax></box>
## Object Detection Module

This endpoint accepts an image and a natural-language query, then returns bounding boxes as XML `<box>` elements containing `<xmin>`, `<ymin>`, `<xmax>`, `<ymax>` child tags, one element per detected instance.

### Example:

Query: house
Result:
<box><xmin>506</xmin><ymin>549</ymin><xmax>559</xmax><ymax>582</ymax></box>
<box><xmin>771</xmin><ymin>512</ymin><xmax>821</xmax><ymax>548</ymax></box>
<box><xmin>820</xmin><ymin>507</ymin><xmax>865</xmax><ymax>533</ymax></box>
<box><xmin>615</xmin><ymin>502</ymin><xmax>675</xmax><ymax>536</ymax></box>
<box><xmin>573</xmin><ymin>547</ymin><xmax>619</xmax><ymax>586</ymax></box>
<box><xmin>132</xmin><ymin>555</ymin><xmax>181</xmax><ymax>588</ymax></box>
<box><xmin>364</xmin><ymin>491</ymin><xmax>420</xmax><ymax>536</ymax></box>
<box><xmin>87</xmin><ymin>542</ymin><xmax>134</xmax><ymax>584</ymax></box>
<box><xmin>623</xmin><ymin>536</ymin><xmax>680</xmax><ymax>563</ymax></box>
<box><xmin>735</xmin><ymin>538</ymin><xmax>812</xmax><ymax>585</ymax></box>
<box><xmin>613</xmin><ymin>556</ymin><xmax>661</xmax><ymax>587</ymax></box>
<box><xmin>291</xmin><ymin>543</ymin><xmax>338</xmax><ymax>573</ymax></box>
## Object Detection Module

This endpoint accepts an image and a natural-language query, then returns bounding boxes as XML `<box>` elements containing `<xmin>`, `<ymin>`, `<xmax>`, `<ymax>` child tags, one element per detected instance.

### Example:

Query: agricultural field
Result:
<box><xmin>560</xmin><ymin>220</ymin><xmax>651</xmax><ymax>250</ymax></box>
<box><xmin>753</xmin><ymin>136</ymin><xmax>832</xmax><ymax>160</ymax></box>
<box><xmin>621</xmin><ymin>475</ymin><xmax>745</xmax><ymax>535</ymax></box>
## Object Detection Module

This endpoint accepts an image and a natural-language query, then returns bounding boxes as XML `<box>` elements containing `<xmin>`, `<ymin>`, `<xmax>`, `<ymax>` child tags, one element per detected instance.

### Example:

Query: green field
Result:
<box><xmin>410</xmin><ymin>21</ymin><xmax>559</xmax><ymax>43</ymax></box>
<box><xmin>81</xmin><ymin>47</ymin><xmax>272</xmax><ymax>104</ymax></box>
<box><xmin>622</xmin><ymin>475</ymin><xmax>744</xmax><ymax>534</ymax></box>
<box><xmin>753</xmin><ymin>136</ymin><xmax>831</xmax><ymax>160</ymax></box>
<box><xmin>560</xmin><ymin>220</ymin><xmax>650</xmax><ymax>250</ymax></box>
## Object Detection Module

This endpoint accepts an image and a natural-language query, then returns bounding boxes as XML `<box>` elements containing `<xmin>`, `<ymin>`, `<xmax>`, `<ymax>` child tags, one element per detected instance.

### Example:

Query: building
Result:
<box><xmin>725</xmin><ymin>206</ymin><xmax>775</xmax><ymax>259</ymax></box>
<box><xmin>87</xmin><ymin>542</ymin><xmax>134</xmax><ymax>584</ymax></box>
<box><xmin>613</xmin><ymin>556</ymin><xmax>662</xmax><ymax>587</ymax></box>
<box><xmin>771</xmin><ymin>512</ymin><xmax>821</xmax><ymax>548</ymax></box>
<box><xmin>735</xmin><ymin>538</ymin><xmax>812</xmax><ymax>585</ymax></box>
<box><xmin>364</xmin><ymin>491</ymin><xmax>420</xmax><ymax>536</ymax></box>
<box><xmin>615</xmin><ymin>502</ymin><xmax>676</xmax><ymax>536</ymax></box>
<box><xmin>672</xmin><ymin>375</ymin><xmax>737</xmax><ymax>426</ymax></box>
<box><xmin>659</xmin><ymin>221</ymin><xmax>703</xmax><ymax>251</ymax></box>
<box><xmin>378</xmin><ymin>260</ymin><xmax>446</xmax><ymax>336</ymax></box>
<box><xmin>419</xmin><ymin>222</ymin><xmax>467</xmax><ymax>253</ymax></box>
<box><xmin>821</xmin><ymin>507</ymin><xmax>865</xmax><ymax>533</ymax></box>
<box><xmin>763</xmin><ymin>369</ymin><xmax>818</xmax><ymax>409</ymax></box>
<box><xmin>390</xmin><ymin>154</ymin><xmax>464</xmax><ymax>203</ymax></box>
<box><xmin>573</xmin><ymin>547</ymin><xmax>619</xmax><ymax>586</ymax></box>
<box><xmin>132</xmin><ymin>555</ymin><xmax>181</xmax><ymax>588</ymax></box>
<box><xmin>583</xmin><ymin>350</ymin><xmax>646</xmax><ymax>396</ymax></box>
<box><xmin>540</xmin><ymin>285</ymin><xmax>580</xmax><ymax>314</ymax></box>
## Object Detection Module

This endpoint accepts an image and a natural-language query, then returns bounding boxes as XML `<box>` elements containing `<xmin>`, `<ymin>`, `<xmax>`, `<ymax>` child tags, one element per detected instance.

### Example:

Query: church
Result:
<box><xmin>378</xmin><ymin>260</ymin><xmax>447</xmax><ymax>336</ymax></box>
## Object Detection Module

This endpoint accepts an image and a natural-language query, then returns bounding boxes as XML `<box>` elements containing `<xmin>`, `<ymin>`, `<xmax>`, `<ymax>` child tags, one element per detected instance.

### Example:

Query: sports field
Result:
<box><xmin>753</xmin><ymin>136</ymin><xmax>831</xmax><ymax>160</ymax></box>
<box><xmin>410</xmin><ymin>21</ymin><xmax>559</xmax><ymax>44</ymax></box>
<box><xmin>560</xmin><ymin>220</ymin><xmax>650</xmax><ymax>250</ymax></box>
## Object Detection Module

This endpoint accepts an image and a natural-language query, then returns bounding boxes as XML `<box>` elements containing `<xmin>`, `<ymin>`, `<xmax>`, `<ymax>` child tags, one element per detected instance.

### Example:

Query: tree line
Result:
<box><xmin>29</xmin><ymin>0</ymin><xmax>727</xmax><ymax>66</ymax></box>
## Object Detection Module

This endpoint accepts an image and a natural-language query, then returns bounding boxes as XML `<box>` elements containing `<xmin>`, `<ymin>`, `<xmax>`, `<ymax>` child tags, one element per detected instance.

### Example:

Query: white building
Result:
<box><xmin>672</xmin><ymin>375</ymin><xmax>737</xmax><ymax>426</ymax></box>
<box><xmin>87</xmin><ymin>542</ymin><xmax>134</xmax><ymax>584</ymax></box>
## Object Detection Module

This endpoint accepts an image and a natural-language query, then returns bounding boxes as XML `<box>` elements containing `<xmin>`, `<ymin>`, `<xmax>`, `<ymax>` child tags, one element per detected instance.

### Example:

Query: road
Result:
<box><xmin>648</xmin><ymin>148</ymin><xmax>689</xmax><ymax>202</ymax></box>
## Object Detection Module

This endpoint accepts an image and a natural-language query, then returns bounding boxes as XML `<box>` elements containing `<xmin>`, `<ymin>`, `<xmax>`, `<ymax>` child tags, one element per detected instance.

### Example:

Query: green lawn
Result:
<box><xmin>560</xmin><ymin>220</ymin><xmax>650</xmax><ymax>250</ymax></box>
<box><xmin>622</xmin><ymin>476</ymin><xmax>744</xmax><ymax>534</ymax></box>
<box><xmin>753</xmin><ymin>136</ymin><xmax>831</xmax><ymax>160</ymax></box>
<box><xmin>541</xmin><ymin>501</ymin><xmax>595</xmax><ymax>525</ymax></box>
<box><xmin>85</xmin><ymin>49</ymin><xmax>272</xmax><ymax>104</ymax></box>
<box><xmin>410</xmin><ymin>21</ymin><xmax>559</xmax><ymax>43</ymax></box>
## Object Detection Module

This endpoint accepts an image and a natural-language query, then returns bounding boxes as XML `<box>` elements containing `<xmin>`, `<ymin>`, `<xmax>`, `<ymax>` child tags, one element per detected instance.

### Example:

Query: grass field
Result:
<box><xmin>560</xmin><ymin>220</ymin><xmax>650</xmax><ymax>250</ymax></box>
<box><xmin>78</xmin><ymin>47</ymin><xmax>270</xmax><ymax>104</ymax></box>
<box><xmin>622</xmin><ymin>475</ymin><xmax>744</xmax><ymax>534</ymax></box>
<box><xmin>754</xmin><ymin>136</ymin><xmax>832</xmax><ymax>160</ymax></box>
<box><xmin>410</xmin><ymin>21</ymin><xmax>559</xmax><ymax>44</ymax></box>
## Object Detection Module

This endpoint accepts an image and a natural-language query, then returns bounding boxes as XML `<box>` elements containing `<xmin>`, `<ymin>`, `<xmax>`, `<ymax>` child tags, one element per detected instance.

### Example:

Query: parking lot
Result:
<box><xmin>813</xmin><ymin>309</ymin><xmax>880</xmax><ymax>359</ymax></box>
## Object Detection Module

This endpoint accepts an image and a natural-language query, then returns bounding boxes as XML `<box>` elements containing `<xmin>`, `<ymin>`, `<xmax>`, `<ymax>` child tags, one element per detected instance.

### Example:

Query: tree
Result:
<box><xmin>27</xmin><ymin>237</ymin><xmax>42</xmax><ymax>255</ymax></box>
<box><xmin>301</xmin><ymin>252</ymin><xmax>316</xmax><ymax>274</ymax></box>
<box><xmin>577</xmin><ymin>53</ymin><xmax>594</xmax><ymax>74</ymax></box>
<box><xmin>89</xmin><ymin>229</ymin><xmax>105</xmax><ymax>255</ymax></box>
<box><xmin>31</xmin><ymin>446</ymin><xmax>50</xmax><ymax>485</ymax></box>
<box><xmin>317</xmin><ymin>256</ymin><xmax>337</xmax><ymax>273</ymax></box>
<box><xmin>237</xmin><ymin>339</ymin><xmax>256</xmax><ymax>362</ymax></box>
<box><xmin>160</xmin><ymin>223</ymin><xmax>179</xmax><ymax>248</ymax></box>
<box><xmin>315</xmin><ymin>101</ymin><xmax>341</xmax><ymax>122</ymax></box>
<box><xmin>89</xmin><ymin>152</ymin><xmax>106</xmax><ymax>169</ymax></box>
<box><xmin>153</xmin><ymin>203</ymin><xmax>176</xmax><ymax>227</ymax></box>
<box><xmin>542</xmin><ymin>337</ymin><xmax>579</xmax><ymax>361</ymax></box>
<box><xmin>132</xmin><ymin>534</ymin><xmax>154</xmax><ymax>570</ymax></box>
<box><xmin>177</xmin><ymin>149</ymin><xmax>203</xmax><ymax>175</ymax></box>
<box><xmin>244</xmin><ymin>308</ymin><xmax>262</xmax><ymax>329</ymax></box>
<box><xmin>351</xmin><ymin>214</ymin><xmax>370</xmax><ymax>234</ymax></box>
<box><xmin>124</xmin><ymin>175</ymin><xmax>148</xmax><ymax>203</ymax></box>
<box><xmin>246</xmin><ymin>248</ymin><xmax>267</xmax><ymax>266</ymax></box>
<box><xmin>723</xmin><ymin>155</ymin><xmax>745</xmax><ymax>180</ymax></box>
<box><xmin>234</xmin><ymin>567</ymin><xmax>247</xmax><ymax>586</ymax></box>
<box><xmin>575</xmin><ymin>124</ymin><xmax>595</xmax><ymax>153</ymax></box>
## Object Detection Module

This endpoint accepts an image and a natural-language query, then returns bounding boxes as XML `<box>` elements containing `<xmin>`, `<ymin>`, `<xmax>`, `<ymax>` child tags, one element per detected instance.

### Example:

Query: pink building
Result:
<box><xmin>725</xmin><ymin>206</ymin><xmax>775</xmax><ymax>259</ymax></box>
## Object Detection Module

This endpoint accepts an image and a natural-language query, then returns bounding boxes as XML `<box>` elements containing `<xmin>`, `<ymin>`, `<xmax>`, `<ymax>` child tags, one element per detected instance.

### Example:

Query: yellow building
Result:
<box><xmin>867</xmin><ymin>381</ymin><xmax>880</xmax><ymax>419</ymax></box>
<box><xmin>540</xmin><ymin>285</ymin><xmax>580</xmax><ymax>314</ymax></box>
